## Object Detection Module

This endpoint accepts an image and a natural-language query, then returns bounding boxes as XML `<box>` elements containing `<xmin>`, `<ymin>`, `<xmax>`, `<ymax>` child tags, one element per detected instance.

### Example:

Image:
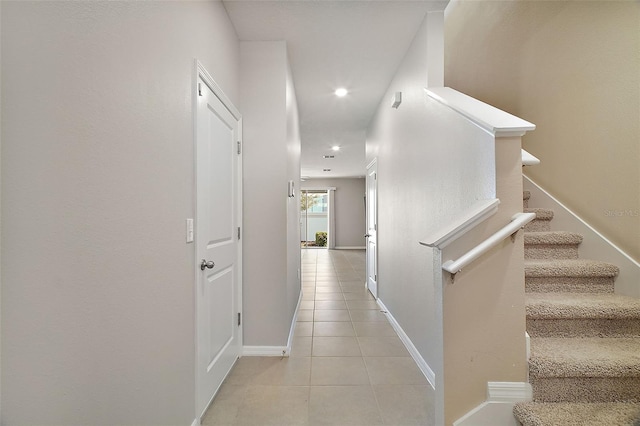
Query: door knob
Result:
<box><xmin>200</xmin><ymin>259</ymin><xmax>215</xmax><ymax>270</ymax></box>
<box><xmin>364</xmin><ymin>234</ymin><xmax>371</xmax><ymax>238</ymax></box>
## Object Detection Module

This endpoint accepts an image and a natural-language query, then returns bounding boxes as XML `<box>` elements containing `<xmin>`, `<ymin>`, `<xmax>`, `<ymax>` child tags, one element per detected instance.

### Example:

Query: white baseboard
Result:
<box><xmin>284</xmin><ymin>287</ymin><xmax>304</xmax><ymax>356</ymax></box>
<box><xmin>524</xmin><ymin>176</ymin><xmax>640</xmax><ymax>298</ymax></box>
<box><xmin>242</xmin><ymin>346</ymin><xmax>288</xmax><ymax>357</ymax></box>
<box><xmin>453</xmin><ymin>382</ymin><xmax>532</xmax><ymax>426</ymax></box>
<box><xmin>376</xmin><ymin>299</ymin><xmax>436</xmax><ymax>389</ymax></box>
<box><xmin>335</xmin><ymin>246</ymin><xmax>366</xmax><ymax>250</ymax></box>
<box><xmin>243</xmin><ymin>283</ymin><xmax>302</xmax><ymax>358</ymax></box>
<box><xmin>487</xmin><ymin>382</ymin><xmax>532</xmax><ymax>402</ymax></box>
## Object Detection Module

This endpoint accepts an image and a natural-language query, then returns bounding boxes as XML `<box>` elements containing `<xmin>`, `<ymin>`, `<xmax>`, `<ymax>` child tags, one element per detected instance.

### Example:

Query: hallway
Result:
<box><xmin>202</xmin><ymin>249</ymin><xmax>434</xmax><ymax>425</ymax></box>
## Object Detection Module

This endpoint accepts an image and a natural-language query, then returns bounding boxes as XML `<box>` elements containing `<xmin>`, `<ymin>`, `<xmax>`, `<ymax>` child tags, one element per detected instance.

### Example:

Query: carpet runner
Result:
<box><xmin>513</xmin><ymin>191</ymin><xmax>640</xmax><ymax>425</ymax></box>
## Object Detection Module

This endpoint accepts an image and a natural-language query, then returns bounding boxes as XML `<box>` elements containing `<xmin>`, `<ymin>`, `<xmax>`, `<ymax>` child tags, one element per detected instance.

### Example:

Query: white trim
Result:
<box><xmin>453</xmin><ymin>402</ymin><xmax>520</xmax><ymax>426</ymax></box>
<box><xmin>284</xmin><ymin>287</ymin><xmax>304</xmax><ymax>356</ymax></box>
<box><xmin>377</xmin><ymin>299</ymin><xmax>436</xmax><ymax>389</ymax></box>
<box><xmin>300</xmin><ymin>186</ymin><xmax>336</xmax><ymax>191</ymax></box>
<box><xmin>521</xmin><ymin>149</ymin><xmax>540</xmax><ymax>166</ymax></box>
<box><xmin>453</xmin><ymin>382</ymin><xmax>532</xmax><ymax>426</ymax></box>
<box><xmin>524</xmin><ymin>176</ymin><xmax>640</xmax><ymax>298</ymax></box>
<box><xmin>193</xmin><ymin>59</ymin><xmax>243</xmax><ymax>420</ymax></box>
<box><xmin>366</xmin><ymin>158</ymin><xmax>378</xmax><ymax>170</ymax></box>
<box><xmin>243</xmin><ymin>346</ymin><xmax>288</xmax><ymax>357</ymax></box>
<box><xmin>441</xmin><ymin>212</ymin><xmax>535</xmax><ymax>274</ymax></box>
<box><xmin>426</xmin><ymin>87</ymin><xmax>536</xmax><ymax>137</ymax></box>
<box><xmin>420</xmin><ymin>199</ymin><xmax>500</xmax><ymax>249</ymax></box>
<box><xmin>487</xmin><ymin>382</ymin><xmax>532</xmax><ymax>403</ymax></box>
<box><xmin>335</xmin><ymin>246</ymin><xmax>366</xmax><ymax>250</ymax></box>
<box><xmin>328</xmin><ymin>188</ymin><xmax>336</xmax><ymax>249</ymax></box>
<box><xmin>190</xmin><ymin>418</ymin><xmax>200</xmax><ymax>426</ymax></box>
<box><xmin>197</xmin><ymin>61</ymin><xmax>240</xmax><ymax>120</ymax></box>
<box><xmin>237</xmin><ymin>116</ymin><xmax>244</xmax><ymax>352</ymax></box>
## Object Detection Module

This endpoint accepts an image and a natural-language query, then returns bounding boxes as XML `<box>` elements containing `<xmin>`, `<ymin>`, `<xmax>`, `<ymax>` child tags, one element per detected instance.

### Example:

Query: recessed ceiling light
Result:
<box><xmin>331</xmin><ymin>146</ymin><xmax>340</xmax><ymax>151</ymax></box>
<box><xmin>334</xmin><ymin>88</ymin><xmax>348</xmax><ymax>97</ymax></box>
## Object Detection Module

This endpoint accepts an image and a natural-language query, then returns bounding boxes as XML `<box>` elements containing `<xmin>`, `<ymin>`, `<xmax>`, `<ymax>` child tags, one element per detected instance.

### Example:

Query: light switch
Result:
<box><xmin>186</xmin><ymin>219</ymin><xmax>194</xmax><ymax>243</ymax></box>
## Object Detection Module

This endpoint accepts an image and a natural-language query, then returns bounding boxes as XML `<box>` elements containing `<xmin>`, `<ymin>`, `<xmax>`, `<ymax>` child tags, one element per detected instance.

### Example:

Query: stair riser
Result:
<box><xmin>527</xmin><ymin>319</ymin><xmax>640</xmax><ymax>338</ymax></box>
<box><xmin>514</xmin><ymin>402</ymin><xmax>640</xmax><ymax>426</ymax></box>
<box><xmin>525</xmin><ymin>245</ymin><xmax>580</xmax><ymax>260</ymax></box>
<box><xmin>531</xmin><ymin>376</ymin><xmax>640</xmax><ymax>403</ymax></box>
<box><xmin>525</xmin><ymin>220</ymin><xmax>551</xmax><ymax>232</ymax></box>
<box><xmin>526</xmin><ymin>276</ymin><xmax>615</xmax><ymax>294</ymax></box>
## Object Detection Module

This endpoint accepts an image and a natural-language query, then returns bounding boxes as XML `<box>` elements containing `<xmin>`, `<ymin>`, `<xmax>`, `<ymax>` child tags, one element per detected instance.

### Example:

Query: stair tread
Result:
<box><xmin>513</xmin><ymin>402</ymin><xmax>640</xmax><ymax>426</ymax></box>
<box><xmin>529</xmin><ymin>337</ymin><xmax>640</xmax><ymax>378</ymax></box>
<box><xmin>524</xmin><ymin>231</ymin><xmax>583</xmax><ymax>245</ymax></box>
<box><xmin>525</xmin><ymin>259</ymin><xmax>619</xmax><ymax>278</ymax></box>
<box><xmin>526</xmin><ymin>293</ymin><xmax>640</xmax><ymax>319</ymax></box>
<box><xmin>525</xmin><ymin>208</ymin><xmax>554</xmax><ymax>220</ymax></box>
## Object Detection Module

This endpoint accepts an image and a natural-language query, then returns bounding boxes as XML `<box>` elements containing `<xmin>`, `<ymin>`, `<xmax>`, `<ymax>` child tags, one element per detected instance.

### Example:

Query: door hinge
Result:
<box><xmin>237</xmin><ymin>227</ymin><xmax>241</xmax><ymax>240</ymax></box>
<box><xmin>237</xmin><ymin>141</ymin><xmax>242</xmax><ymax>155</ymax></box>
<box><xmin>238</xmin><ymin>312</ymin><xmax>241</xmax><ymax>326</ymax></box>
<box><xmin>375</xmin><ymin>274</ymin><xmax>377</xmax><ymax>281</ymax></box>
<box><xmin>198</xmin><ymin>83</ymin><xmax>203</xmax><ymax>97</ymax></box>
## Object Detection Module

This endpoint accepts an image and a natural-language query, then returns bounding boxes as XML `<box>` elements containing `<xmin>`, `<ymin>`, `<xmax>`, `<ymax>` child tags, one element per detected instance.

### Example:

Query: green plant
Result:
<box><xmin>315</xmin><ymin>231</ymin><xmax>327</xmax><ymax>247</ymax></box>
<box><xmin>301</xmin><ymin>193</ymin><xmax>319</xmax><ymax>211</ymax></box>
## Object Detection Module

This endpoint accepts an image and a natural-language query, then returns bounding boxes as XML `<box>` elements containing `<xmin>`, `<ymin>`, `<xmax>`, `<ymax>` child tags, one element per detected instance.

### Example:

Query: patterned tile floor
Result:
<box><xmin>202</xmin><ymin>249</ymin><xmax>434</xmax><ymax>425</ymax></box>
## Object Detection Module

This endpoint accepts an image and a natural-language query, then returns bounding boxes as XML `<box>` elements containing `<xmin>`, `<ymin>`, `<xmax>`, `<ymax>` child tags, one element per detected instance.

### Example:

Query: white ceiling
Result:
<box><xmin>223</xmin><ymin>0</ymin><xmax>448</xmax><ymax>179</ymax></box>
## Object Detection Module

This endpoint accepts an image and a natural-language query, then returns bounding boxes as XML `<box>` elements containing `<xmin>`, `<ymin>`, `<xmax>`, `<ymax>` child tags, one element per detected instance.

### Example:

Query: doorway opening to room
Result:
<box><xmin>300</xmin><ymin>190</ymin><xmax>329</xmax><ymax>248</ymax></box>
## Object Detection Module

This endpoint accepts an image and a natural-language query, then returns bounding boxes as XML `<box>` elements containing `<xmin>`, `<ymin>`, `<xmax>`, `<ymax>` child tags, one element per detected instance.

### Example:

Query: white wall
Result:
<box><xmin>1</xmin><ymin>2</ymin><xmax>239</xmax><ymax>424</ymax></box>
<box><xmin>302</xmin><ymin>178</ymin><xmax>366</xmax><ymax>248</ymax></box>
<box><xmin>0</xmin><ymin>2</ymin><xmax>3</xmax><ymax>419</ymax></box>
<box><xmin>240</xmin><ymin>41</ymin><xmax>301</xmax><ymax>347</ymax></box>
<box><xmin>302</xmin><ymin>215</ymin><xmax>328</xmax><ymax>243</ymax></box>
<box><xmin>366</xmin><ymin>11</ymin><xmax>527</xmax><ymax>425</ymax></box>
<box><xmin>285</xmin><ymin>58</ymin><xmax>302</xmax><ymax>342</ymax></box>
<box><xmin>366</xmin><ymin>9</ymin><xmax>493</xmax><ymax>384</ymax></box>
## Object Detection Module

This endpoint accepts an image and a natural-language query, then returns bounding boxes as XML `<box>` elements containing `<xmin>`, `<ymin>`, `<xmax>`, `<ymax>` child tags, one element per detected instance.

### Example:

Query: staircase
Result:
<box><xmin>513</xmin><ymin>191</ymin><xmax>640</xmax><ymax>426</ymax></box>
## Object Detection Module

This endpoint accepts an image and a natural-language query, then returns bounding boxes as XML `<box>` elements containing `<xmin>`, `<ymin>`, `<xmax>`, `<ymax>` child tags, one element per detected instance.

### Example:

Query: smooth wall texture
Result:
<box><xmin>302</xmin><ymin>178</ymin><xmax>366</xmax><ymax>249</ymax></box>
<box><xmin>286</xmin><ymin>58</ymin><xmax>302</xmax><ymax>341</ymax></box>
<box><xmin>366</xmin><ymin>12</ymin><xmax>500</xmax><ymax>425</ymax></box>
<box><xmin>241</xmin><ymin>41</ymin><xmax>301</xmax><ymax>347</ymax></box>
<box><xmin>446</xmin><ymin>0</ymin><xmax>640</xmax><ymax>262</ymax></box>
<box><xmin>367</xmin><ymin>11</ymin><xmax>528</xmax><ymax>424</ymax></box>
<box><xmin>0</xmin><ymin>3</ymin><xmax>3</xmax><ymax>419</ymax></box>
<box><xmin>366</xmin><ymin>8</ymin><xmax>495</xmax><ymax>383</ymax></box>
<box><xmin>441</xmin><ymin>137</ymin><xmax>527</xmax><ymax>424</ymax></box>
<box><xmin>1</xmin><ymin>1</ymin><xmax>239</xmax><ymax>424</ymax></box>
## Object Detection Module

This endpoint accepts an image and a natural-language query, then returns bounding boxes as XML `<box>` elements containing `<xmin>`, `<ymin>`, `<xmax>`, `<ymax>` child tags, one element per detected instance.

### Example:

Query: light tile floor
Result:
<box><xmin>202</xmin><ymin>249</ymin><xmax>434</xmax><ymax>426</ymax></box>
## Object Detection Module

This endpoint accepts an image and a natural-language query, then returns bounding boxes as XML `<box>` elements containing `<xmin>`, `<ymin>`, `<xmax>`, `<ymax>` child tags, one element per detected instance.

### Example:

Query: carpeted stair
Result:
<box><xmin>514</xmin><ymin>191</ymin><xmax>640</xmax><ymax>426</ymax></box>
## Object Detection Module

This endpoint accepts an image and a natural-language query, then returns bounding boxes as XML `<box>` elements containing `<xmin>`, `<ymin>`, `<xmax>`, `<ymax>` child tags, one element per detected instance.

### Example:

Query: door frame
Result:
<box><xmin>366</xmin><ymin>158</ymin><xmax>378</xmax><ymax>298</ymax></box>
<box><xmin>300</xmin><ymin>187</ymin><xmax>335</xmax><ymax>249</ymax></box>
<box><xmin>193</xmin><ymin>60</ymin><xmax>243</xmax><ymax>419</ymax></box>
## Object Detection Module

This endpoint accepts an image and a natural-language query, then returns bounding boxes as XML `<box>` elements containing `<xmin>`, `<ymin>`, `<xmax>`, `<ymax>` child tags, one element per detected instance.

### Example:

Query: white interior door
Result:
<box><xmin>196</xmin><ymin>71</ymin><xmax>241</xmax><ymax>418</ymax></box>
<box><xmin>366</xmin><ymin>160</ymin><xmax>378</xmax><ymax>298</ymax></box>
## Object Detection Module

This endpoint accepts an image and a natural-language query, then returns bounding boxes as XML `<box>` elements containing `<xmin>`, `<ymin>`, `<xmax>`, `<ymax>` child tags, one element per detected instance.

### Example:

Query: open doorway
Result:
<box><xmin>300</xmin><ymin>190</ymin><xmax>329</xmax><ymax>248</ymax></box>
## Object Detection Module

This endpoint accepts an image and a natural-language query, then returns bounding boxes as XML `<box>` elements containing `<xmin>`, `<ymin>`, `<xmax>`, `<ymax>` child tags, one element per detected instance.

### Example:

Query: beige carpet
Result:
<box><xmin>514</xmin><ymin>191</ymin><xmax>640</xmax><ymax>425</ymax></box>
<box><xmin>514</xmin><ymin>402</ymin><xmax>640</xmax><ymax>426</ymax></box>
